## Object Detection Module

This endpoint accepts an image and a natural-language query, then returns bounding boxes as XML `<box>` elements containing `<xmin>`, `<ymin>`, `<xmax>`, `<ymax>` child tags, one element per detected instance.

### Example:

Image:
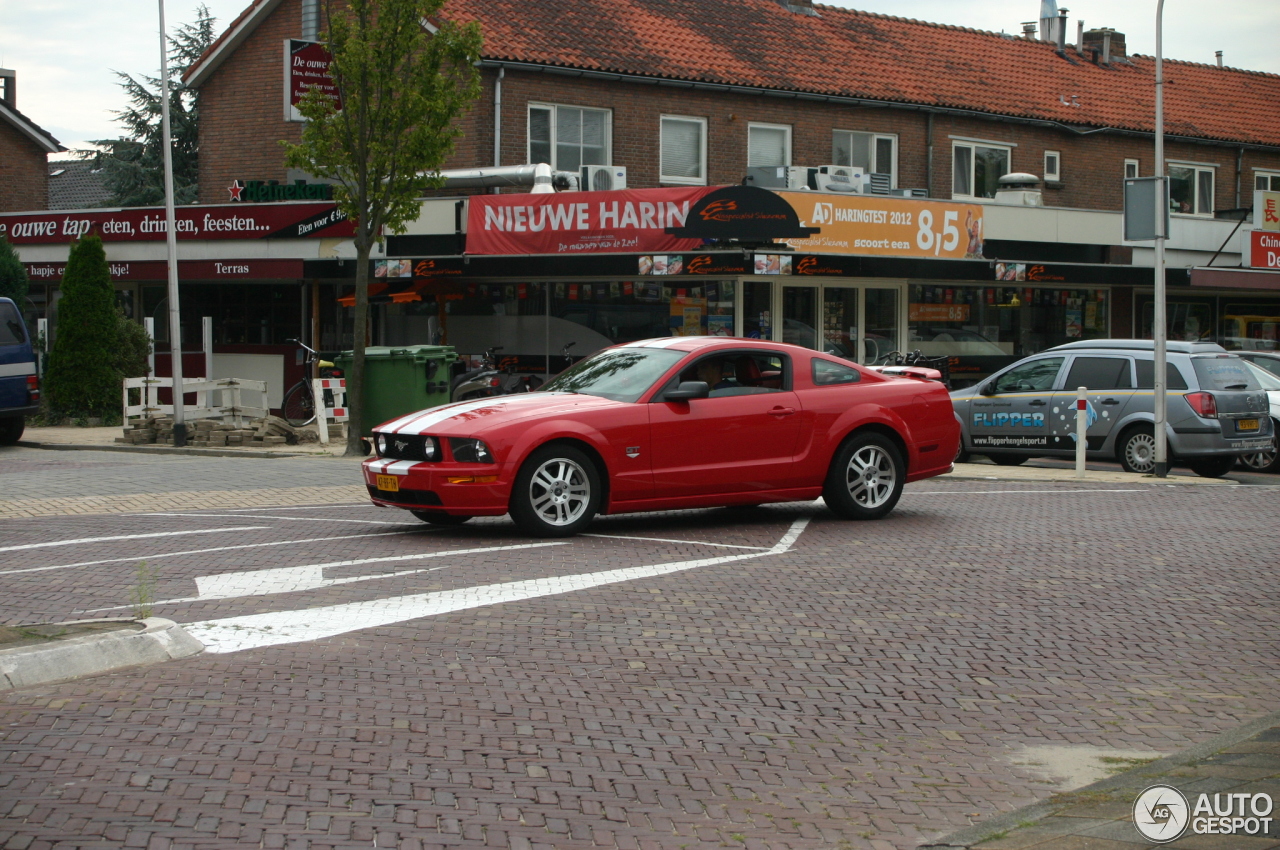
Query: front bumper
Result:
<box><xmin>362</xmin><ymin>457</ymin><xmax>511</xmax><ymax>516</ymax></box>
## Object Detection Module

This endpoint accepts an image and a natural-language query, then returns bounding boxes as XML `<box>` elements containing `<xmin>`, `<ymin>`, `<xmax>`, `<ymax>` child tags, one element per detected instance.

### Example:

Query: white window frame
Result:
<box><xmin>527</xmin><ymin>102</ymin><xmax>612</xmax><ymax>172</ymax></box>
<box><xmin>1044</xmin><ymin>150</ymin><xmax>1061</xmax><ymax>183</ymax></box>
<box><xmin>659</xmin><ymin>115</ymin><xmax>707</xmax><ymax>185</ymax></box>
<box><xmin>952</xmin><ymin>141</ymin><xmax>1013</xmax><ymax>200</ymax></box>
<box><xmin>1125</xmin><ymin>159</ymin><xmax>1140</xmax><ymax>180</ymax></box>
<box><xmin>1254</xmin><ymin>170</ymin><xmax>1280</xmax><ymax>192</ymax></box>
<box><xmin>747</xmin><ymin>122</ymin><xmax>792</xmax><ymax>168</ymax></box>
<box><xmin>1167</xmin><ymin>161</ymin><xmax>1217</xmax><ymax>218</ymax></box>
<box><xmin>831</xmin><ymin>130</ymin><xmax>898</xmax><ymax>187</ymax></box>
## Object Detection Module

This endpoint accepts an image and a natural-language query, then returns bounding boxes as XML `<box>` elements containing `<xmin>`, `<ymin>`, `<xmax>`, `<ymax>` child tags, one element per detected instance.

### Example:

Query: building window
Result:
<box><xmin>748</xmin><ymin>123</ymin><xmax>791</xmax><ymax>167</ymax></box>
<box><xmin>1168</xmin><ymin>163</ymin><xmax>1215</xmax><ymax>216</ymax></box>
<box><xmin>660</xmin><ymin>116</ymin><xmax>707</xmax><ymax>185</ymax></box>
<box><xmin>832</xmin><ymin>130</ymin><xmax>897</xmax><ymax>186</ymax></box>
<box><xmin>528</xmin><ymin>104</ymin><xmax>610</xmax><ymax>173</ymax></box>
<box><xmin>953</xmin><ymin>142</ymin><xmax>1011</xmax><ymax>199</ymax></box>
<box><xmin>1044</xmin><ymin>150</ymin><xmax>1061</xmax><ymax>183</ymax></box>
<box><xmin>1125</xmin><ymin>159</ymin><xmax>1140</xmax><ymax>180</ymax></box>
<box><xmin>1256</xmin><ymin>171</ymin><xmax>1280</xmax><ymax>192</ymax></box>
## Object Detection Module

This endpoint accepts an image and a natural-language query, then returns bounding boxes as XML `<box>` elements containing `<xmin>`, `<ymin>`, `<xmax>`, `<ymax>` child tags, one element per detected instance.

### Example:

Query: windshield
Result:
<box><xmin>540</xmin><ymin>347</ymin><xmax>684</xmax><ymax>403</ymax></box>
<box><xmin>1191</xmin><ymin>355</ymin><xmax>1261</xmax><ymax>391</ymax></box>
<box><xmin>0</xmin><ymin>303</ymin><xmax>25</xmax><ymax>346</ymax></box>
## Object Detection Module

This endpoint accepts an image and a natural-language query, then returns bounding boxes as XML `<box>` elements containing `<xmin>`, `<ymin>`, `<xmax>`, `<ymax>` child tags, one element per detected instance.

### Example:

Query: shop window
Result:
<box><xmin>831</xmin><ymin>130</ymin><xmax>896</xmax><ymax>186</ymax></box>
<box><xmin>528</xmin><ymin>104</ymin><xmax>610</xmax><ymax>173</ymax></box>
<box><xmin>748</xmin><ymin>123</ymin><xmax>791</xmax><ymax>167</ymax></box>
<box><xmin>1168</xmin><ymin>163</ymin><xmax>1215</xmax><ymax>216</ymax></box>
<box><xmin>953</xmin><ymin>141</ymin><xmax>1011</xmax><ymax>199</ymax></box>
<box><xmin>548</xmin><ymin>279</ymin><xmax>735</xmax><ymax>351</ymax></box>
<box><xmin>1256</xmin><ymin>172</ymin><xmax>1280</xmax><ymax>192</ymax></box>
<box><xmin>742</xmin><ymin>280</ymin><xmax>773</xmax><ymax>339</ymax></box>
<box><xmin>1064</xmin><ymin>356</ymin><xmax>1132</xmax><ymax>391</ymax></box>
<box><xmin>660</xmin><ymin>116</ymin><xmax>707</xmax><ymax>185</ymax></box>
<box><xmin>1125</xmin><ymin>159</ymin><xmax>1140</xmax><ymax>180</ymax></box>
<box><xmin>1044</xmin><ymin>150</ymin><xmax>1061</xmax><ymax>183</ymax></box>
<box><xmin>1139</xmin><ymin>298</ymin><xmax>1213</xmax><ymax>342</ymax></box>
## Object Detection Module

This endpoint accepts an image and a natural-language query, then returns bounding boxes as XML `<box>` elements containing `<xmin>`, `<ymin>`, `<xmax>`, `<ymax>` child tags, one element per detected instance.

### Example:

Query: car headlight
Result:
<box><xmin>375</xmin><ymin>433</ymin><xmax>388</xmax><ymax>455</ymax></box>
<box><xmin>422</xmin><ymin>436</ymin><xmax>439</xmax><ymax>461</ymax></box>
<box><xmin>449</xmin><ymin>438</ymin><xmax>494</xmax><ymax>463</ymax></box>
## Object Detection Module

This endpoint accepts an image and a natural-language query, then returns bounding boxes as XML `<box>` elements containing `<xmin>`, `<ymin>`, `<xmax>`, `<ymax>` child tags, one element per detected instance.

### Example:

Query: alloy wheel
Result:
<box><xmin>1124</xmin><ymin>431</ymin><xmax>1157</xmax><ymax>474</ymax></box>
<box><xmin>844</xmin><ymin>445</ymin><xmax>897</xmax><ymax>509</ymax></box>
<box><xmin>529</xmin><ymin>458</ymin><xmax>592</xmax><ymax>527</ymax></box>
<box><xmin>1241</xmin><ymin>445</ymin><xmax>1278</xmax><ymax>471</ymax></box>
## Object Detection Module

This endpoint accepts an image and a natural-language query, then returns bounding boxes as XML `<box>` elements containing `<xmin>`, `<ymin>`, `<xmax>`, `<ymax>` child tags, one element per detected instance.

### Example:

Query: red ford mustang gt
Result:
<box><xmin>362</xmin><ymin>337</ymin><xmax>958</xmax><ymax>536</ymax></box>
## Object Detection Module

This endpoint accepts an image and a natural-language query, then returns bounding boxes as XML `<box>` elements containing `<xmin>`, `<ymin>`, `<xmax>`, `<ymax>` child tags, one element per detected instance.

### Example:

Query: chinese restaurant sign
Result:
<box><xmin>466</xmin><ymin>187</ymin><xmax>717</xmax><ymax>255</ymax></box>
<box><xmin>1249</xmin><ymin>231</ymin><xmax>1280</xmax><ymax>268</ymax></box>
<box><xmin>777</xmin><ymin>193</ymin><xmax>985</xmax><ymax>260</ymax></box>
<box><xmin>0</xmin><ymin>204</ymin><xmax>353</xmax><ymax>244</ymax></box>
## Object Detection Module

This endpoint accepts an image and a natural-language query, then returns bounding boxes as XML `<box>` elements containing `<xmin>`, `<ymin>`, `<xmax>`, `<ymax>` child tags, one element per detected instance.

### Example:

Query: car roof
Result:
<box><xmin>620</xmin><ymin>336</ymin><xmax>805</xmax><ymax>354</ymax></box>
<box><xmin>1047</xmin><ymin>339</ymin><xmax>1227</xmax><ymax>354</ymax></box>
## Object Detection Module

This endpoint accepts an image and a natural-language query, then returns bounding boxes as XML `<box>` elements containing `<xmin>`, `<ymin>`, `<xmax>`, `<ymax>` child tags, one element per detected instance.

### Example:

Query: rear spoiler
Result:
<box><xmin>869</xmin><ymin>365</ymin><xmax>944</xmax><ymax>383</ymax></box>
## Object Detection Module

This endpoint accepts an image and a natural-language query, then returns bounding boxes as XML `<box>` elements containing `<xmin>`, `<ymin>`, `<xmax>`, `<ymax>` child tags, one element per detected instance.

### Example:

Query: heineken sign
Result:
<box><xmin>228</xmin><ymin>179</ymin><xmax>334</xmax><ymax>203</ymax></box>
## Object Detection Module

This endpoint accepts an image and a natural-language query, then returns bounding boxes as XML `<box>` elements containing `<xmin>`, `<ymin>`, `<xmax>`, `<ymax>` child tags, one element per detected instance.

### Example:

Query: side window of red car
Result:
<box><xmin>812</xmin><ymin>358</ymin><xmax>861</xmax><ymax>386</ymax></box>
<box><xmin>671</xmin><ymin>352</ymin><xmax>789</xmax><ymax>398</ymax></box>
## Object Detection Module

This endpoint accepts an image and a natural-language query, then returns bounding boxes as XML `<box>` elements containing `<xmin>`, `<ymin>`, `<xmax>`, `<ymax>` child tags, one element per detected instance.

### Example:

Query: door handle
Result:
<box><xmin>1101</xmin><ymin>398</ymin><xmax>1120</xmax><ymax>405</ymax></box>
<box><xmin>1029</xmin><ymin>400</ymin><xmax>1047</xmax><ymax>407</ymax></box>
<box><xmin>768</xmin><ymin>407</ymin><xmax>797</xmax><ymax>417</ymax></box>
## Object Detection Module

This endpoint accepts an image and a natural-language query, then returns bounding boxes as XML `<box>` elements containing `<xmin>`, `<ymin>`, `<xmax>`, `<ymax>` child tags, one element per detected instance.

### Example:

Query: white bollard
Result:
<box><xmin>1075</xmin><ymin>386</ymin><xmax>1088</xmax><ymax>479</ymax></box>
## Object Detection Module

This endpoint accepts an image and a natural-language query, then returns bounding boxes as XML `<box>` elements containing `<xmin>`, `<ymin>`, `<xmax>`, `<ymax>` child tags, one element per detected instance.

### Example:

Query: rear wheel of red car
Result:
<box><xmin>823</xmin><ymin>432</ymin><xmax>905</xmax><ymax>521</ymax></box>
<box><xmin>510</xmin><ymin>444</ymin><xmax>601</xmax><ymax>537</ymax></box>
<box><xmin>410</xmin><ymin>510</ymin><xmax>473</xmax><ymax>526</ymax></box>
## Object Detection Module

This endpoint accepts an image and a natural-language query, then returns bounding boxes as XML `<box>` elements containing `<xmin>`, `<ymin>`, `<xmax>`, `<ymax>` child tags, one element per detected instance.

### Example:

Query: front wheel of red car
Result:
<box><xmin>510</xmin><ymin>444</ymin><xmax>601</xmax><ymax>537</ymax></box>
<box><xmin>823</xmin><ymin>433</ymin><xmax>905</xmax><ymax>521</ymax></box>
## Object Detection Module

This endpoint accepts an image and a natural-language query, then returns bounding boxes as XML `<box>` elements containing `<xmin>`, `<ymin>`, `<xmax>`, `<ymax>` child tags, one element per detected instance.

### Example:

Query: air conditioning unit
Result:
<box><xmin>744</xmin><ymin>166</ymin><xmax>811</xmax><ymax>189</ymax></box>
<box><xmin>812</xmin><ymin>165</ymin><xmax>865</xmax><ymax>193</ymax></box>
<box><xmin>889</xmin><ymin>187</ymin><xmax>929</xmax><ymax>198</ymax></box>
<box><xmin>866</xmin><ymin>172</ymin><xmax>893</xmax><ymax>195</ymax></box>
<box><xmin>581</xmin><ymin>165</ymin><xmax>626</xmax><ymax>191</ymax></box>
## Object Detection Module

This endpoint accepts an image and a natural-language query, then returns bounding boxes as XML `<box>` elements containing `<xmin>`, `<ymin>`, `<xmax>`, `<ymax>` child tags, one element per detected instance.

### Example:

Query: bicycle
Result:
<box><xmin>281</xmin><ymin>339</ymin><xmax>341</xmax><ymax>427</ymax></box>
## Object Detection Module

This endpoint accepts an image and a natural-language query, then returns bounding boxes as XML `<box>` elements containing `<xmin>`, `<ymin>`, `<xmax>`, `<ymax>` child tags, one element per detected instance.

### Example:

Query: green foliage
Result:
<box><xmin>89</xmin><ymin>6</ymin><xmax>216</xmax><ymax>207</ymax></box>
<box><xmin>43</xmin><ymin>235</ymin><xmax>123</xmax><ymax>419</ymax></box>
<box><xmin>0</xmin><ymin>236</ymin><xmax>27</xmax><ymax>307</ymax></box>
<box><xmin>116</xmin><ymin>311</ymin><xmax>153</xmax><ymax>379</ymax></box>
<box><xmin>281</xmin><ymin>0</ymin><xmax>482</xmax><ymax>454</ymax></box>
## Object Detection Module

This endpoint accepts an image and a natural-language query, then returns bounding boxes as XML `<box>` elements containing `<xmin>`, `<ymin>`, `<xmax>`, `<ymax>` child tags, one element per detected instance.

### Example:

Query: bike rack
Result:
<box><xmin>312</xmin><ymin>378</ymin><xmax>348</xmax><ymax>446</ymax></box>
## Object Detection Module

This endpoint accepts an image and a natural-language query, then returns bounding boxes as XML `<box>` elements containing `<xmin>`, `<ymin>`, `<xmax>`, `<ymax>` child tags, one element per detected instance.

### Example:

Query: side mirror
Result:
<box><xmin>665</xmin><ymin>381</ymin><xmax>710</xmax><ymax>402</ymax></box>
<box><xmin>979</xmin><ymin>381</ymin><xmax>999</xmax><ymax>396</ymax></box>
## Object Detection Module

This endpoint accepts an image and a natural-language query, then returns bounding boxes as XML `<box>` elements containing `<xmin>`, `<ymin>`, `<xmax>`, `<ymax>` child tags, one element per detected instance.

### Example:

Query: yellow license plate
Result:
<box><xmin>1237</xmin><ymin>419</ymin><xmax>1259</xmax><ymax>431</ymax></box>
<box><xmin>376</xmin><ymin>474</ymin><xmax>400</xmax><ymax>492</ymax></box>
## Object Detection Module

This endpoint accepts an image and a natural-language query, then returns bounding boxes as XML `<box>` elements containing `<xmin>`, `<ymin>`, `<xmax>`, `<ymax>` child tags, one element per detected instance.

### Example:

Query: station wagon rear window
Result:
<box><xmin>1191</xmin><ymin>356</ymin><xmax>1262</xmax><ymax>391</ymax></box>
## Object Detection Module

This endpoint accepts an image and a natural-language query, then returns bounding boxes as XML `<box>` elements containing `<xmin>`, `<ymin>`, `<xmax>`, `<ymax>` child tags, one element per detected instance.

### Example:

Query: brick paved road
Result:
<box><xmin>1</xmin><ymin>445</ymin><xmax>1279</xmax><ymax>850</ymax></box>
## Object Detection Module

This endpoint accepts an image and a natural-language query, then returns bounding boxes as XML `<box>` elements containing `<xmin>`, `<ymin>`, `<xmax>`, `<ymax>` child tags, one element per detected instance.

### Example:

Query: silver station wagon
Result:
<box><xmin>949</xmin><ymin>340</ymin><xmax>1276</xmax><ymax>477</ymax></box>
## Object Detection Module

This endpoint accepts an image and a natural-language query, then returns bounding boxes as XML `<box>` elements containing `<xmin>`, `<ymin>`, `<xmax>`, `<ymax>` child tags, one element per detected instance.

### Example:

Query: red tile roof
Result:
<box><xmin>440</xmin><ymin>0</ymin><xmax>1280</xmax><ymax>148</ymax></box>
<box><xmin>186</xmin><ymin>0</ymin><xmax>1280</xmax><ymax>148</ymax></box>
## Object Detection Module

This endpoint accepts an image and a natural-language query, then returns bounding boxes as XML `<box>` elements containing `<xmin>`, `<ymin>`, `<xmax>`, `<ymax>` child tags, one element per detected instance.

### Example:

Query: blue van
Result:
<box><xmin>0</xmin><ymin>296</ymin><xmax>38</xmax><ymax>444</ymax></box>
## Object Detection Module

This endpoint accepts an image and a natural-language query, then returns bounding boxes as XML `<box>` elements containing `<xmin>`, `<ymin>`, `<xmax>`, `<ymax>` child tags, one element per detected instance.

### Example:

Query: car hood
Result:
<box><xmin>374</xmin><ymin>392</ymin><xmax>625</xmax><ymax>436</ymax></box>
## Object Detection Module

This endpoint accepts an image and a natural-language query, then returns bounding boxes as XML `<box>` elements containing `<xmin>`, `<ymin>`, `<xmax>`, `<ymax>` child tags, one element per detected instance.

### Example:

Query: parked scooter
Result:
<box><xmin>450</xmin><ymin>347</ymin><xmax>535</xmax><ymax>402</ymax></box>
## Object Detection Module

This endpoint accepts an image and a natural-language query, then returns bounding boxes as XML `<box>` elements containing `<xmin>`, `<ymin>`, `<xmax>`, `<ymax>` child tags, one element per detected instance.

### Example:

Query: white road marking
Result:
<box><xmin>0</xmin><ymin>528</ymin><xmax>431</xmax><ymax>577</ymax></box>
<box><xmin>186</xmin><ymin>518</ymin><xmax>810</xmax><ymax>654</ymax></box>
<box><xmin>84</xmin><ymin>542</ymin><xmax>568</xmax><ymax>610</ymax></box>
<box><xmin>906</xmin><ymin>489</ymin><xmax>1147</xmax><ymax>495</ymax></box>
<box><xmin>0</xmin><ymin>527</ymin><xmax>269</xmax><ymax>554</ymax></box>
<box><xmin>139</xmin><ymin>512</ymin><xmax>409</xmax><ymax>525</ymax></box>
<box><xmin>582</xmin><ymin>533</ymin><xmax>769</xmax><ymax>550</ymax></box>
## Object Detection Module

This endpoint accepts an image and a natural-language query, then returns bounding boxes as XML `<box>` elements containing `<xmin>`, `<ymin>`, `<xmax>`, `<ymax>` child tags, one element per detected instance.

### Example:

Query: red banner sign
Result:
<box><xmin>287</xmin><ymin>40</ymin><xmax>341</xmax><ymax>112</ymax></box>
<box><xmin>24</xmin><ymin>259</ymin><xmax>304</xmax><ymax>282</ymax></box>
<box><xmin>466</xmin><ymin>187</ymin><xmax>716</xmax><ymax>255</ymax></box>
<box><xmin>1250</xmin><ymin>230</ymin><xmax>1280</xmax><ymax>268</ymax></box>
<box><xmin>0</xmin><ymin>203</ymin><xmax>352</xmax><ymax>245</ymax></box>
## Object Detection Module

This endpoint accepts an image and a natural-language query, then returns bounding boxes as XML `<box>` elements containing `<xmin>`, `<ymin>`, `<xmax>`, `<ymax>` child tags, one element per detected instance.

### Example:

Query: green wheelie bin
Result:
<box><xmin>334</xmin><ymin>345</ymin><xmax>457</xmax><ymax>438</ymax></box>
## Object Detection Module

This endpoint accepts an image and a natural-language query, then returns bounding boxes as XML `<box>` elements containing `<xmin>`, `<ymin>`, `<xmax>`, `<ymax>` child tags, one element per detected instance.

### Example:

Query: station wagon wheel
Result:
<box><xmin>823</xmin><ymin>433</ymin><xmax>905</xmax><ymax>521</ymax></box>
<box><xmin>510</xmin><ymin>444</ymin><xmax>601</xmax><ymax>537</ymax></box>
<box><xmin>1117</xmin><ymin>425</ymin><xmax>1156</xmax><ymax>474</ymax></box>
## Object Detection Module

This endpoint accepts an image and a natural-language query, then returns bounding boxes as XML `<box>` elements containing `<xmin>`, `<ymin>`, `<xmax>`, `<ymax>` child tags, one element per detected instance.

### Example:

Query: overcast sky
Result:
<box><xmin>1</xmin><ymin>0</ymin><xmax>1276</xmax><ymax>152</ymax></box>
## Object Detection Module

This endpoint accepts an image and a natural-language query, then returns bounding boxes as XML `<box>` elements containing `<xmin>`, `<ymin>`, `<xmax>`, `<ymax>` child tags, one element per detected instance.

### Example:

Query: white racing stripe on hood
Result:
<box><xmin>389</xmin><ymin>394</ymin><xmax>570</xmax><ymax>434</ymax></box>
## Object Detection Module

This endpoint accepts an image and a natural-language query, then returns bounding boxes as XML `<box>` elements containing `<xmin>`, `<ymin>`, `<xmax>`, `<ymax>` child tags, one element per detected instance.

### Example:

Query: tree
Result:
<box><xmin>282</xmin><ymin>0</ymin><xmax>482</xmax><ymax>455</ymax></box>
<box><xmin>89</xmin><ymin>6</ymin><xmax>216</xmax><ymax>207</ymax></box>
<box><xmin>0</xmin><ymin>236</ymin><xmax>27</xmax><ymax>308</ymax></box>
<box><xmin>43</xmin><ymin>234</ymin><xmax>122</xmax><ymax>420</ymax></box>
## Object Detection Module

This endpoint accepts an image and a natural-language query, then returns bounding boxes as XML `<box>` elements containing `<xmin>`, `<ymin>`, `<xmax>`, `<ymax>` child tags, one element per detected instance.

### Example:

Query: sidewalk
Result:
<box><xmin>922</xmin><ymin>710</ymin><xmax>1280</xmax><ymax>849</ymax></box>
<box><xmin>20</xmin><ymin>425</ymin><xmax>344</xmax><ymax>456</ymax></box>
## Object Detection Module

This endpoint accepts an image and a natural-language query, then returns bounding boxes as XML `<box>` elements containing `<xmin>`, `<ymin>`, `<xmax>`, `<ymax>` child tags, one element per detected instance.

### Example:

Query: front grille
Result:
<box><xmin>375</xmin><ymin>433</ymin><xmax>438</xmax><ymax>462</ymax></box>
<box><xmin>367</xmin><ymin>484</ymin><xmax>442</xmax><ymax>506</ymax></box>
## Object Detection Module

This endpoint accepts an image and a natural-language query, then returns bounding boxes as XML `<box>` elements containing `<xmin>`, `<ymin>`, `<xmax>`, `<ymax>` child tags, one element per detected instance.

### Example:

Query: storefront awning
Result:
<box><xmin>1190</xmin><ymin>268</ymin><xmax>1280</xmax><ymax>291</ymax></box>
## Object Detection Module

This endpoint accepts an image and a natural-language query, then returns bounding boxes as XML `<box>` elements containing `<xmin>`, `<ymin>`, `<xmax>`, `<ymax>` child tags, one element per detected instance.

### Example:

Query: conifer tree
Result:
<box><xmin>0</xmin><ymin>236</ymin><xmax>27</xmax><ymax>308</ymax></box>
<box><xmin>43</xmin><ymin>234</ymin><xmax>121</xmax><ymax>419</ymax></box>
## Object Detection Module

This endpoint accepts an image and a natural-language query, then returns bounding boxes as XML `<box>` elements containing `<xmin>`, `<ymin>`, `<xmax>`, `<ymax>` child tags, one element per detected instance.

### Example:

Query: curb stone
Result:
<box><xmin>918</xmin><ymin>706</ymin><xmax>1280</xmax><ymax>849</ymax></box>
<box><xmin>0</xmin><ymin>618</ymin><xmax>205</xmax><ymax>691</ymax></box>
<box><xmin>15</xmin><ymin>440</ymin><xmax>318</xmax><ymax>459</ymax></box>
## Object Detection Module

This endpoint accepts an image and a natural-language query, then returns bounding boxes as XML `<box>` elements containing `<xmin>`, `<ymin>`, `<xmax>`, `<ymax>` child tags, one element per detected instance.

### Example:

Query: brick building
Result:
<box><xmin>0</xmin><ymin>69</ymin><xmax>63</xmax><ymax>214</ymax></box>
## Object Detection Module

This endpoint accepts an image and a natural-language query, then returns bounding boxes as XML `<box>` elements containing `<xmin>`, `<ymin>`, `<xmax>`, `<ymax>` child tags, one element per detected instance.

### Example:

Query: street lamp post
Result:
<box><xmin>158</xmin><ymin>0</ymin><xmax>186</xmax><ymax>446</ymax></box>
<box><xmin>1153</xmin><ymin>0</ymin><xmax>1168</xmax><ymax>477</ymax></box>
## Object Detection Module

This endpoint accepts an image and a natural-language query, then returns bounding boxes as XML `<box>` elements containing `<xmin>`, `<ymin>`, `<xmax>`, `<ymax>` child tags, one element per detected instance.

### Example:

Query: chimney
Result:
<box><xmin>1082</xmin><ymin>28</ymin><xmax>1126</xmax><ymax>64</ymax></box>
<box><xmin>1021</xmin><ymin>21</ymin><xmax>1038</xmax><ymax>39</ymax></box>
<box><xmin>0</xmin><ymin>69</ymin><xmax>14</xmax><ymax>108</ymax></box>
<box><xmin>1076</xmin><ymin>20</ymin><xmax>1085</xmax><ymax>56</ymax></box>
<box><xmin>775</xmin><ymin>0</ymin><xmax>819</xmax><ymax>15</ymax></box>
<box><xmin>301</xmin><ymin>0</ymin><xmax>319</xmax><ymax>41</ymax></box>
<box><xmin>1057</xmin><ymin>8</ymin><xmax>1069</xmax><ymax>52</ymax></box>
<box><xmin>1216</xmin><ymin>51</ymin><xmax>1224</xmax><ymax>68</ymax></box>
<box><xmin>1039</xmin><ymin>0</ymin><xmax>1060</xmax><ymax>43</ymax></box>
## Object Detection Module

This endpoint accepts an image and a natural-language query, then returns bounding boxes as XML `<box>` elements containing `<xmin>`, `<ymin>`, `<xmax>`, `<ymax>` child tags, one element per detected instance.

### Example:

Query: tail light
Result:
<box><xmin>26</xmin><ymin>375</ymin><xmax>39</xmax><ymax>403</ymax></box>
<box><xmin>490</xmin><ymin>377</ymin><xmax>500</xmax><ymax>387</ymax></box>
<box><xmin>1185</xmin><ymin>391</ymin><xmax>1217</xmax><ymax>418</ymax></box>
